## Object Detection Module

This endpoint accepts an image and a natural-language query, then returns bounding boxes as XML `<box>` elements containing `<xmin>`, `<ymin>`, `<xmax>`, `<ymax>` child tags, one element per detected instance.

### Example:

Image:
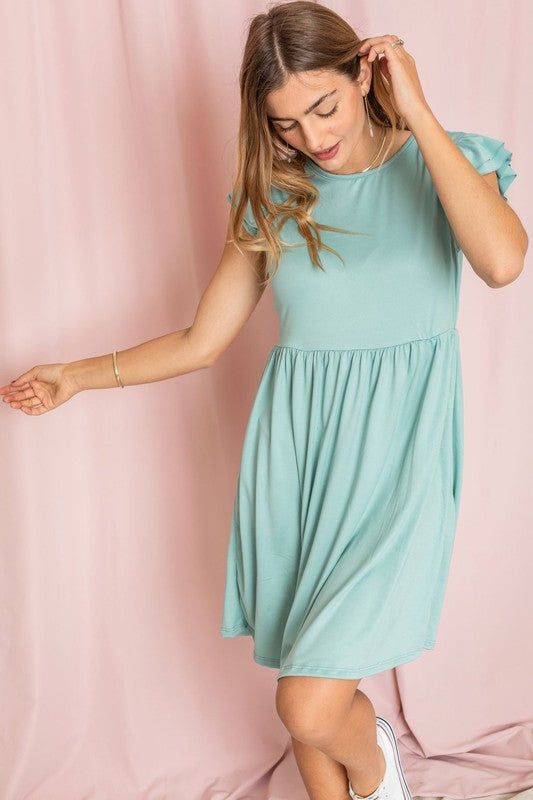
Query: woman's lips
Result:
<box><xmin>313</xmin><ymin>141</ymin><xmax>340</xmax><ymax>160</ymax></box>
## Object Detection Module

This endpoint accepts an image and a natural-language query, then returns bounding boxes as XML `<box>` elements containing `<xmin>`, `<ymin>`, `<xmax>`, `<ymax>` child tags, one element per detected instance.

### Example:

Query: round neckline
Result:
<box><xmin>305</xmin><ymin>132</ymin><xmax>415</xmax><ymax>180</ymax></box>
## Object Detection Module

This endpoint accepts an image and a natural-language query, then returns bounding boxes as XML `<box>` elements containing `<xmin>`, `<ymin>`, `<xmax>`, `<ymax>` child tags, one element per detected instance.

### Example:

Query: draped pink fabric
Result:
<box><xmin>0</xmin><ymin>1</ymin><xmax>531</xmax><ymax>799</ymax></box>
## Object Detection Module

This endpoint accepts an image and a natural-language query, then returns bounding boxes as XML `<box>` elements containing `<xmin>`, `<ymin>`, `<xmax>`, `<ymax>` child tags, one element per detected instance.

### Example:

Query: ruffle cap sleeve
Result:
<box><xmin>227</xmin><ymin>189</ymin><xmax>259</xmax><ymax>236</ymax></box>
<box><xmin>449</xmin><ymin>130</ymin><xmax>517</xmax><ymax>202</ymax></box>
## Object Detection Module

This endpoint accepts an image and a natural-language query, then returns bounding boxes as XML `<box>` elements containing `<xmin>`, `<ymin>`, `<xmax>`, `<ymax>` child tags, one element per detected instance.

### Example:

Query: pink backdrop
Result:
<box><xmin>0</xmin><ymin>1</ymin><xmax>531</xmax><ymax>799</ymax></box>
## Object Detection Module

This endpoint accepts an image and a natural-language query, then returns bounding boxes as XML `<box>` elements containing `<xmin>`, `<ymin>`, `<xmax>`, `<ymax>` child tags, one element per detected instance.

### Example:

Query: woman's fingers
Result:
<box><xmin>30</xmin><ymin>382</ymin><xmax>51</xmax><ymax>409</ymax></box>
<box><xmin>2</xmin><ymin>381</ymin><xmax>47</xmax><ymax>410</ymax></box>
<box><xmin>0</xmin><ymin>371</ymin><xmax>36</xmax><ymax>394</ymax></box>
<box><xmin>16</xmin><ymin>385</ymin><xmax>44</xmax><ymax>406</ymax></box>
<box><xmin>2</xmin><ymin>385</ymin><xmax>35</xmax><ymax>404</ymax></box>
<box><xmin>2</xmin><ymin>386</ymin><xmax>29</xmax><ymax>402</ymax></box>
<box><xmin>2</xmin><ymin>363</ymin><xmax>74</xmax><ymax>415</ymax></box>
<box><xmin>18</xmin><ymin>402</ymin><xmax>45</xmax><ymax>416</ymax></box>
<box><xmin>0</xmin><ymin>381</ymin><xmax>31</xmax><ymax>394</ymax></box>
<box><xmin>24</xmin><ymin>405</ymin><xmax>47</xmax><ymax>416</ymax></box>
<box><xmin>0</xmin><ymin>365</ymin><xmax>44</xmax><ymax>394</ymax></box>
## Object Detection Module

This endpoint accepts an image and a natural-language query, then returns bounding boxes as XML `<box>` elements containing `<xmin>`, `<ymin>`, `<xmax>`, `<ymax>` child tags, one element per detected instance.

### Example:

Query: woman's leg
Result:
<box><xmin>276</xmin><ymin>676</ymin><xmax>386</xmax><ymax>800</ymax></box>
<box><xmin>291</xmin><ymin>737</ymin><xmax>353</xmax><ymax>800</ymax></box>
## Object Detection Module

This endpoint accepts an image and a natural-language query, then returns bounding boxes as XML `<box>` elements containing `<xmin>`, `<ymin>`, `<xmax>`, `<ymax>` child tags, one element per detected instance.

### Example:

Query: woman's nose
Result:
<box><xmin>300</xmin><ymin>123</ymin><xmax>323</xmax><ymax>152</ymax></box>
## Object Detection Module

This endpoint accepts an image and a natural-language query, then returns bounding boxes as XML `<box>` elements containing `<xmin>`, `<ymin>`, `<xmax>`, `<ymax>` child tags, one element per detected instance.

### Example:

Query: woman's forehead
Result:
<box><xmin>266</xmin><ymin>71</ymin><xmax>345</xmax><ymax>116</ymax></box>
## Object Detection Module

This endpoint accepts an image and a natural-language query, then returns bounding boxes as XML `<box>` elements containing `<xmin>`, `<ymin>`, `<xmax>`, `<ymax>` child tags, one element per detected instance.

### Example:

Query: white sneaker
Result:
<box><xmin>348</xmin><ymin>716</ymin><xmax>413</xmax><ymax>800</ymax></box>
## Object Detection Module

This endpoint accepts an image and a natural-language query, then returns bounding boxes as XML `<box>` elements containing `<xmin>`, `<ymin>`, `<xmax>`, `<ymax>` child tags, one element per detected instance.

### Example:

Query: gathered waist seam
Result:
<box><xmin>273</xmin><ymin>327</ymin><xmax>458</xmax><ymax>354</ymax></box>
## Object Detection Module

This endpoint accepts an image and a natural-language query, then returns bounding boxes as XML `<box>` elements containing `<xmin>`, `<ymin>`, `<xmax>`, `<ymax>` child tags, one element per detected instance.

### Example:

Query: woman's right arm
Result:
<box><xmin>72</xmin><ymin>221</ymin><xmax>266</xmax><ymax>389</ymax></box>
<box><xmin>0</xmin><ymin>220</ymin><xmax>267</xmax><ymax>414</ymax></box>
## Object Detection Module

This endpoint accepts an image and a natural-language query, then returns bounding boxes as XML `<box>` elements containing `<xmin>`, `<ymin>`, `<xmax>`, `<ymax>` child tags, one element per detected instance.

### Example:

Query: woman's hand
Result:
<box><xmin>0</xmin><ymin>363</ymin><xmax>79</xmax><ymax>415</ymax></box>
<box><xmin>358</xmin><ymin>34</ymin><xmax>431</xmax><ymax>124</ymax></box>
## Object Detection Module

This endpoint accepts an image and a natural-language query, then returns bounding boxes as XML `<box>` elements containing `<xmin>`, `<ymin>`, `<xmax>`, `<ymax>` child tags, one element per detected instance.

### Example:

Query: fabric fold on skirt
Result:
<box><xmin>221</xmin><ymin>328</ymin><xmax>464</xmax><ymax>681</ymax></box>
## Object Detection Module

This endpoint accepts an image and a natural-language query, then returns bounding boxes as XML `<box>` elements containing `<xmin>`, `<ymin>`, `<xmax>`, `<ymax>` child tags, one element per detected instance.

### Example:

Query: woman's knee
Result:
<box><xmin>275</xmin><ymin>675</ymin><xmax>362</xmax><ymax>746</ymax></box>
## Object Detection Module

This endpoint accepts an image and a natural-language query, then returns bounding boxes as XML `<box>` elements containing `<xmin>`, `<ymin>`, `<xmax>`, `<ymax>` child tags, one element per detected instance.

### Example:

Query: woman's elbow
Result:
<box><xmin>488</xmin><ymin>256</ymin><xmax>525</xmax><ymax>288</ymax></box>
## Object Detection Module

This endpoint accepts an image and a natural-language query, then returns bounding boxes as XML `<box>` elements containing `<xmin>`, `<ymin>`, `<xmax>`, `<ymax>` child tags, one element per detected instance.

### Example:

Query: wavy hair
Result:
<box><xmin>227</xmin><ymin>0</ymin><xmax>410</xmax><ymax>285</ymax></box>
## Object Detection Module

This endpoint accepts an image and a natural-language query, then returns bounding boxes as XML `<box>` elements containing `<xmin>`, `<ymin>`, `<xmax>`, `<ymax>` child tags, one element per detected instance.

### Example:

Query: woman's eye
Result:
<box><xmin>279</xmin><ymin>121</ymin><xmax>298</xmax><ymax>133</ymax></box>
<box><xmin>319</xmin><ymin>104</ymin><xmax>339</xmax><ymax>119</ymax></box>
<box><xmin>279</xmin><ymin>104</ymin><xmax>338</xmax><ymax>133</ymax></box>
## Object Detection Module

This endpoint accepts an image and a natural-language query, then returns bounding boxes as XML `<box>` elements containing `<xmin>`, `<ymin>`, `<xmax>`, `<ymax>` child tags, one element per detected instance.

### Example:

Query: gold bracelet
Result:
<box><xmin>112</xmin><ymin>350</ymin><xmax>124</xmax><ymax>388</ymax></box>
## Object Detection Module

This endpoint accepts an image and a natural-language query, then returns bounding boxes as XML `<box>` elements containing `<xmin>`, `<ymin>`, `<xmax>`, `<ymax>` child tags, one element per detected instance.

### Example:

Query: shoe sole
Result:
<box><xmin>376</xmin><ymin>716</ymin><xmax>413</xmax><ymax>800</ymax></box>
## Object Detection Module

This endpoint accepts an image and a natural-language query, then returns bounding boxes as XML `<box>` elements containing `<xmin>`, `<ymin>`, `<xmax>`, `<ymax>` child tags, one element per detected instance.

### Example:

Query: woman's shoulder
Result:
<box><xmin>445</xmin><ymin>129</ymin><xmax>517</xmax><ymax>201</ymax></box>
<box><xmin>385</xmin><ymin>126</ymin><xmax>413</xmax><ymax>156</ymax></box>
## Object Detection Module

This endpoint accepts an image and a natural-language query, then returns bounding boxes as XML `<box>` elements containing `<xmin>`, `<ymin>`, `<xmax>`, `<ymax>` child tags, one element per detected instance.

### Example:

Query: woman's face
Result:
<box><xmin>265</xmin><ymin>65</ymin><xmax>373</xmax><ymax>174</ymax></box>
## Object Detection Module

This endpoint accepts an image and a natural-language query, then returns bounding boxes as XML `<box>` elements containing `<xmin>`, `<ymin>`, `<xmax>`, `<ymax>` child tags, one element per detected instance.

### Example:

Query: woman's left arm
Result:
<box><xmin>409</xmin><ymin>109</ymin><xmax>528</xmax><ymax>288</ymax></box>
<box><xmin>358</xmin><ymin>35</ymin><xmax>529</xmax><ymax>288</ymax></box>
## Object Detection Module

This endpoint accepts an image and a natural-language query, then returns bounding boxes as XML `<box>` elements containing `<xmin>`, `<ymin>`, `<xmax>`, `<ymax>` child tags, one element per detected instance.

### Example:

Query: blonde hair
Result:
<box><xmin>227</xmin><ymin>0</ymin><xmax>410</xmax><ymax>286</ymax></box>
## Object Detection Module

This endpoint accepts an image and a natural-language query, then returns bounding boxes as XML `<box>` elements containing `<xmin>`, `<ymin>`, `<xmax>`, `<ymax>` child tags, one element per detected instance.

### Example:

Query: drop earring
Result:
<box><xmin>363</xmin><ymin>92</ymin><xmax>374</xmax><ymax>139</ymax></box>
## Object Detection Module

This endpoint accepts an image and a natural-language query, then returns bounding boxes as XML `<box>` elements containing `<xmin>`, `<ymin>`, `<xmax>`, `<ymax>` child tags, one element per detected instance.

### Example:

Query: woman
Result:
<box><xmin>1</xmin><ymin>2</ymin><xmax>527</xmax><ymax>799</ymax></box>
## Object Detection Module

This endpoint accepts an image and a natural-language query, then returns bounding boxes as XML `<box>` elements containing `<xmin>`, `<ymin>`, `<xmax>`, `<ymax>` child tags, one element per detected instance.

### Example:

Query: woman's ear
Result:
<box><xmin>356</xmin><ymin>59</ymin><xmax>373</xmax><ymax>94</ymax></box>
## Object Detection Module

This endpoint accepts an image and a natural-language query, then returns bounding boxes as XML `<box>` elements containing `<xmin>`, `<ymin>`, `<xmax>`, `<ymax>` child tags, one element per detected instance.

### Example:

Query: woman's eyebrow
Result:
<box><xmin>268</xmin><ymin>89</ymin><xmax>338</xmax><ymax>121</ymax></box>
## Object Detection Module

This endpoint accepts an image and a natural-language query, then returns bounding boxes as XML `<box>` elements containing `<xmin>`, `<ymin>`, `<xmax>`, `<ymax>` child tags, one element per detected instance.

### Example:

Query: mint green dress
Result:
<box><xmin>221</xmin><ymin>130</ymin><xmax>516</xmax><ymax>681</ymax></box>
